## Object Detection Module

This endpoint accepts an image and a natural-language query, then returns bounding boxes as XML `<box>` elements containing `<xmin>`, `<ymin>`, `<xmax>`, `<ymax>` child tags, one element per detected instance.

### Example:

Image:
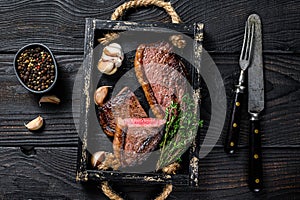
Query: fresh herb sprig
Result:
<box><xmin>159</xmin><ymin>100</ymin><xmax>181</xmax><ymax>149</ymax></box>
<box><xmin>157</xmin><ymin>95</ymin><xmax>202</xmax><ymax>170</ymax></box>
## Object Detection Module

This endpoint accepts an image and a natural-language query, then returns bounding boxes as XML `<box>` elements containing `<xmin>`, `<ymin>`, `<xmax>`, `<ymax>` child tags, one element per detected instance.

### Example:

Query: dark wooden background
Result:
<box><xmin>0</xmin><ymin>0</ymin><xmax>299</xmax><ymax>199</ymax></box>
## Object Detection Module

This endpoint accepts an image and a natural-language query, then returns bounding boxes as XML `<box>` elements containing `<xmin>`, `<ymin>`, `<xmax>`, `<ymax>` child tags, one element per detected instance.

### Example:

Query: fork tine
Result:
<box><xmin>240</xmin><ymin>21</ymin><xmax>249</xmax><ymax>61</ymax></box>
<box><xmin>244</xmin><ymin>22</ymin><xmax>254</xmax><ymax>60</ymax></box>
<box><xmin>247</xmin><ymin>23</ymin><xmax>255</xmax><ymax>60</ymax></box>
<box><xmin>244</xmin><ymin>22</ymin><xmax>251</xmax><ymax>60</ymax></box>
<box><xmin>240</xmin><ymin>21</ymin><xmax>255</xmax><ymax>63</ymax></box>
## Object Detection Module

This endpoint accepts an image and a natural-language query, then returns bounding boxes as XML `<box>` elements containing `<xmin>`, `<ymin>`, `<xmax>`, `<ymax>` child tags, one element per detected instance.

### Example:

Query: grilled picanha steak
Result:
<box><xmin>113</xmin><ymin>118</ymin><xmax>166</xmax><ymax>167</ymax></box>
<box><xmin>98</xmin><ymin>87</ymin><xmax>148</xmax><ymax>137</ymax></box>
<box><xmin>134</xmin><ymin>42</ymin><xmax>188</xmax><ymax>119</ymax></box>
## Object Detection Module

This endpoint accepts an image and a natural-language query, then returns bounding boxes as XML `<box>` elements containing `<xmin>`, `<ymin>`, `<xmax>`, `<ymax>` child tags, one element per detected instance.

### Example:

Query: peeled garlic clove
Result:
<box><xmin>97</xmin><ymin>60</ymin><xmax>114</xmax><ymax>74</ymax></box>
<box><xmin>101</xmin><ymin>55</ymin><xmax>123</xmax><ymax>69</ymax></box>
<box><xmin>106</xmin><ymin>66</ymin><xmax>118</xmax><ymax>75</ymax></box>
<box><xmin>25</xmin><ymin>116</ymin><xmax>43</xmax><ymax>131</ymax></box>
<box><xmin>103</xmin><ymin>46</ymin><xmax>122</xmax><ymax>58</ymax></box>
<box><xmin>101</xmin><ymin>53</ymin><xmax>115</xmax><ymax>62</ymax></box>
<box><xmin>116</xmin><ymin>56</ymin><xmax>123</xmax><ymax>66</ymax></box>
<box><xmin>103</xmin><ymin>43</ymin><xmax>124</xmax><ymax>59</ymax></box>
<box><xmin>97</xmin><ymin>43</ymin><xmax>124</xmax><ymax>75</ymax></box>
<box><xmin>113</xmin><ymin>57</ymin><xmax>123</xmax><ymax>68</ymax></box>
<box><xmin>91</xmin><ymin>151</ymin><xmax>107</xmax><ymax>168</ymax></box>
<box><xmin>109</xmin><ymin>43</ymin><xmax>122</xmax><ymax>49</ymax></box>
<box><xmin>94</xmin><ymin>86</ymin><xmax>111</xmax><ymax>106</ymax></box>
<box><xmin>39</xmin><ymin>95</ymin><xmax>60</xmax><ymax>106</ymax></box>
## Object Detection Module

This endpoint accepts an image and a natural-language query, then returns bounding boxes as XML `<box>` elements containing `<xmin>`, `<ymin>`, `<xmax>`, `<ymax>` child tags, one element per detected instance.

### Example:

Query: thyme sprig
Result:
<box><xmin>157</xmin><ymin>95</ymin><xmax>202</xmax><ymax>170</ymax></box>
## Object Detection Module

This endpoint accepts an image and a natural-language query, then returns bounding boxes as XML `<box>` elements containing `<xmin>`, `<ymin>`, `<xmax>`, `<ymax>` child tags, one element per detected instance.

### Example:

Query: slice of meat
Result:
<box><xmin>113</xmin><ymin>118</ymin><xmax>166</xmax><ymax>167</ymax></box>
<box><xmin>134</xmin><ymin>42</ymin><xmax>189</xmax><ymax>119</ymax></box>
<box><xmin>98</xmin><ymin>87</ymin><xmax>148</xmax><ymax>137</ymax></box>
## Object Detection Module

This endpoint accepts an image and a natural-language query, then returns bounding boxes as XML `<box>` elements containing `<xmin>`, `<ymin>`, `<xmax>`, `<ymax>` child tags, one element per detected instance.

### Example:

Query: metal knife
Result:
<box><xmin>247</xmin><ymin>14</ymin><xmax>264</xmax><ymax>192</ymax></box>
<box><xmin>225</xmin><ymin>15</ymin><xmax>254</xmax><ymax>154</ymax></box>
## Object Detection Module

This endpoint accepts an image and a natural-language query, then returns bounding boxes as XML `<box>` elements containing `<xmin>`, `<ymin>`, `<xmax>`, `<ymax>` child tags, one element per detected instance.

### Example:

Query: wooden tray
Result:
<box><xmin>76</xmin><ymin>18</ymin><xmax>203</xmax><ymax>187</ymax></box>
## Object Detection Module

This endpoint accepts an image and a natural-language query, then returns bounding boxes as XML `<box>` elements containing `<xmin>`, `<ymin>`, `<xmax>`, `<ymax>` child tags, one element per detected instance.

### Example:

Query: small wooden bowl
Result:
<box><xmin>13</xmin><ymin>43</ymin><xmax>58</xmax><ymax>94</ymax></box>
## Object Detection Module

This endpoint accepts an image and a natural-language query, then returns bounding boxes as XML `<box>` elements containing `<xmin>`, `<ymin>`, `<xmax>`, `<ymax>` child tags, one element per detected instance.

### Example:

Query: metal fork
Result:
<box><xmin>239</xmin><ymin>22</ymin><xmax>255</xmax><ymax>86</ymax></box>
<box><xmin>224</xmin><ymin>19</ymin><xmax>255</xmax><ymax>154</ymax></box>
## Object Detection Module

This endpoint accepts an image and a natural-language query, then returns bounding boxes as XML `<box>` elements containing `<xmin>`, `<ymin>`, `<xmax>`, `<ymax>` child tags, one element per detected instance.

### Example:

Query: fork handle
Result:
<box><xmin>249</xmin><ymin>114</ymin><xmax>263</xmax><ymax>192</ymax></box>
<box><xmin>224</xmin><ymin>86</ymin><xmax>244</xmax><ymax>154</ymax></box>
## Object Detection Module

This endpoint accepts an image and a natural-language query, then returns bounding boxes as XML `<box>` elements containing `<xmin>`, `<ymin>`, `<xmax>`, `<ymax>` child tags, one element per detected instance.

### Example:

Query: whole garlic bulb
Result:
<box><xmin>98</xmin><ymin>43</ymin><xmax>124</xmax><ymax>75</ymax></box>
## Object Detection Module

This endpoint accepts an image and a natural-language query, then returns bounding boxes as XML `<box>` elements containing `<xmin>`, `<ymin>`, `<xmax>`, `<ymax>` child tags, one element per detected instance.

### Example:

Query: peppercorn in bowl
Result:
<box><xmin>14</xmin><ymin>43</ymin><xmax>58</xmax><ymax>93</ymax></box>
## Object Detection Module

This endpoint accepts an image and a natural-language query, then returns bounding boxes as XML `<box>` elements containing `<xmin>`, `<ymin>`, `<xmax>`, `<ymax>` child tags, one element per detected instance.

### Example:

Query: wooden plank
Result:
<box><xmin>173</xmin><ymin>147</ymin><xmax>300</xmax><ymax>199</ymax></box>
<box><xmin>0</xmin><ymin>0</ymin><xmax>299</xmax><ymax>53</ymax></box>
<box><xmin>0</xmin><ymin>147</ymin><xmax>298</xmax><ymax>199</ymax></box>
<box><xmin>0</xmin><ymin>53</ymin><xmax>299</xmax><ymax>147</ymax></box>
<box><xmin>0</xmin><ymin>54</ymin><xmax>81</xmax><ymax>146</ymax></box>
<box><xmin>199</xmin><ymin>53</ymin><xmax>300</xmax><ymax>148</ymax></box>
<box><xmin>0</xmin><ymin>147</ymin><xmax>106</xmax><ymax>199</ymax></box>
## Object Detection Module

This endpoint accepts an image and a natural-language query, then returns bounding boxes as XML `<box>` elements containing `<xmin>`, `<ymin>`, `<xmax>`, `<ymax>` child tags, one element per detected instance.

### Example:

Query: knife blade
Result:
<box><xmin>247</xmin><ymin>14</ymin><xmax>264</xmax><ymax>193</ymax></box>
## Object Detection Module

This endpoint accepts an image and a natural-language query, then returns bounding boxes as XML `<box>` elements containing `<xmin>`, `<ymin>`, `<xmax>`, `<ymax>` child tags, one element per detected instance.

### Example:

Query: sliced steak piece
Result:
<box><xmin>134</xmin><ymin>42</ymin><xmax>189</xmax><ymax>119</ymax></box>
<box><xmin>98</xmin><ymin>87</ymin><xmax>148</xmax><ymax>137</ymax></box>
<box><xmin>113</xmin><ymin>118</ymin><xmax>166</xmax><ymax>167</ymax></box>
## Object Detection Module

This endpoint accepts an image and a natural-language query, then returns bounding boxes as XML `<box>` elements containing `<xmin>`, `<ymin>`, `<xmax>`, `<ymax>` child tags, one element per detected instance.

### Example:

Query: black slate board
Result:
<box><xmin>77</xmin><ymin>18</ymin><xmax>203</xmax><ymax>187</ymax></box>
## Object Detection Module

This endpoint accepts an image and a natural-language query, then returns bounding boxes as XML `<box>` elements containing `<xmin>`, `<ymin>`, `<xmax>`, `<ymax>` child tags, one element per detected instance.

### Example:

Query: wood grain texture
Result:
<box><xmin>0</xmin><ymin>53</ymin><xmax>299</xmax><ymax>147</ymax></box>
<box><xmin>0</xmin><ymin>54</ymin><xmax>81</xmax><ymax>146</ymax></box>
<box><xmin>0</xmin><ymin>1</ymin><xmax>299</xmax><ymax>198</ymax></box>
<box><xmin>0</xmin><ymin>0</ymin><xmax>299</xmax><ymax>53</ymax></box>
<box><xmin>200</xmin><ymin>53</ymin><xmax>300</xmax><ymax>148</ymax></box>
<box><xmin>0</xmin><ymin>147</ymin><xmax>298</xmax><ymax>199</ymax></box>
<box><xmin>0</xmin><ymin>147</ymin><xmax>105</xmax><ymax>199</ymax></box>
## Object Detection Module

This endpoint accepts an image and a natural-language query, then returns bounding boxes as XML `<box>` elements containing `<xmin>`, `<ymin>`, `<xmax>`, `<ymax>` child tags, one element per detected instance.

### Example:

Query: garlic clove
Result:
<box><xmin>114</xmin><ymin>57</ymin><xmax>123</xmax><ymax>68</ymax></box>
<box><xmin>101</xmin><ymin>55</ymin><xmax>122</xmax><ymax>69</ymax></box>
<box><xmin>105</xmin><ymin>66</ymin><xmax>118</xmax><ymax>75</ymax></box>
<box><xmin>97</xmin><ymin>60</ymin><xmax>114</xmax><ymax>74</ymax></box>
<box><xmin>103</xmin><ymin>46</ymin><xmax>122</xmax><ymax>58</ymax></box>
<box><xmin>39</xmin><ymin>95</ymin><xmax>60</xmax><ymax>106</ymax></box>
<box><xmin>91</xmin><ymin>151</ymin><xmax>107</xmax><ymax>168</ymax></box>
<box><xmin>97</xmin><ymin>43</ymin><xmax>124</xmax><ymax>75</ymax></box>
<box><xmin>94</xmin><ymin>86</ymin><xmax>111</xmax><ymax>106</ymax></box>
<box><xmin>103</xmin><ymin>43</ymin><xmax>124</xmax><ymax>59</ymax></box>
<box><xmin>101</xmin><ymin>53</ymin><xmax>115</xmax><ymax>62</ymax></box>
<box><xmin>25</xmin><ymin>116</ymin><xmax>44</xmax><ymax>131</ymax></box>
<box><xmin>109</xmin><ymin>43</ymin><xmax>122</xmax><ymax>49</ymax></box>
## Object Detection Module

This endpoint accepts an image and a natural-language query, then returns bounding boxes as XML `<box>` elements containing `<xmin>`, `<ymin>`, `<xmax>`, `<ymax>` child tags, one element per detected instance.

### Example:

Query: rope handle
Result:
<box><xmin>111</xmin><ymin>0</ymin><xmax>181</xmax><ymax>23</ymax></box>
<box><xmin>100</xmin><ymin>162</ymin><xmax>180</xmax><ymax>200</ymax></box>
<box><xmin>101</xmin><ymin>182</ymin><xmax>173</xmax><ymax>200</ymax></box>
<box><xmin>98</xmin><ymin>0</ymin><xmax>182</xmax><ymax>44</ymax></box>
<box><xmin>98</xmin><ymin>153</ymin><xmax>181</xmax><ymax>200</ymax></box>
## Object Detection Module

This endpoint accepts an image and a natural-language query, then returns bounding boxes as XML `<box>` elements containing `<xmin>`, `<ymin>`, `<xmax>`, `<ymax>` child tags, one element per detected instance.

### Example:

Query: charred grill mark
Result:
<box><xmin>121</xmin><ymin>126</ymin><xmax>128</xmax><ymax>151</ymax></box>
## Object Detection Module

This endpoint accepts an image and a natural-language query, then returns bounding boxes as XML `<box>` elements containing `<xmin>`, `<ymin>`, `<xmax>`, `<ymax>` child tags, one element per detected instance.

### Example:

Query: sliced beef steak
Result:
<box><xmin>134</xmin><ymin>42</ymin><xmax>189</xmax><ymax>119</ymax></box>
<box><xmin>98</xmin><ymin>87</ymin><xmax>148</xmax><ymax>137</ymax></box>
<box><xmin>113</xmin><ymin>118</ymin><xmax>165</xmax><ymax>167</ymax></box>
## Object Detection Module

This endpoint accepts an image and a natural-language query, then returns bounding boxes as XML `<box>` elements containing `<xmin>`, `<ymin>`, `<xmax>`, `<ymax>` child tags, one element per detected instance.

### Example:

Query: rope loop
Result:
<box><xmin>111</xmin><ymin>0</ymin><xmax>181</xmax><ymax>23</ymax></box>
<box><xmin>99</xmin><ymin>0</ymin><xmax>182</xmax><ymax>44</ymax></box>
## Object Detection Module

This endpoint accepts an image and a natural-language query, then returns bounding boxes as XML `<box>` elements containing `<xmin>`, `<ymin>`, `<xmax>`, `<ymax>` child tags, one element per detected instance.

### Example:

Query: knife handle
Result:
<box><xmin>224</xmin><ymin>88</ymin><xmax>244</xmax><ymax>154</ymax></box>
<box><xmin>249</xmin><ymin>114</ymin><xmax>263</xmax><ymax>192</ymax></box>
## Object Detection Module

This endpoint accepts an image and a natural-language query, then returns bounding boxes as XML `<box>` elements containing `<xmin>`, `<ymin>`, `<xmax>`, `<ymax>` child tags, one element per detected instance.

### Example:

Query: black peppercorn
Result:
<box><xmin>16</xmin><ymin>46</ymin><xmax>56</xmax><ymax>92</ymax></box>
